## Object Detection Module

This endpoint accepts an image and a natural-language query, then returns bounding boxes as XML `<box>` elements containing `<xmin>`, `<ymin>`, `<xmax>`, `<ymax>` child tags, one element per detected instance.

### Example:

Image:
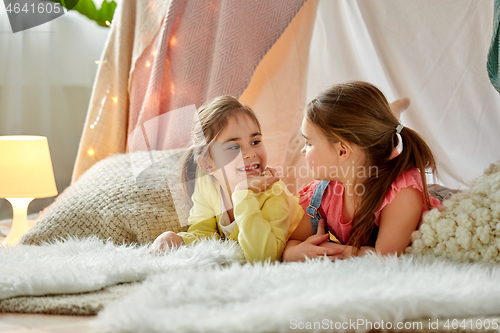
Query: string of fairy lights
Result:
<box><xmin>86</xmin><ymin>28</ymin><xmax>178</xmax><ymax>159</ymax></box>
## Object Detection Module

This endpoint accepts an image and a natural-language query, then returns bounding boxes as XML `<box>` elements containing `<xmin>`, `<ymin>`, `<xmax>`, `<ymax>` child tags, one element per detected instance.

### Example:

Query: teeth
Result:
<box><xmin>239</xmin><ymin>164</ymin><xmax>259</xmax><ymax>171</ymax></box>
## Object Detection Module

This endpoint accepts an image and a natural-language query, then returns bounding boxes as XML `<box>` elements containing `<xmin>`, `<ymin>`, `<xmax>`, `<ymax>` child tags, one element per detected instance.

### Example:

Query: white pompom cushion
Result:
<box><xmin>409</xmin><ymin>161</ymin><xmax>500</xmax><ymax>263</ymax></box>
<box><xmin>21</xmin><ymin>150</ymin><xmax>190</xmax><ymax>245</ymax></box>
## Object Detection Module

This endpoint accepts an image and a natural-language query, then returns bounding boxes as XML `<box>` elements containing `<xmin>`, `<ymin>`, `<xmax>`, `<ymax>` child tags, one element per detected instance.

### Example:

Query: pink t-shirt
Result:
<box><xmin>297</xmin><ymin>169</ymin><xmax>442</xmax><ymax>244</ymax></box>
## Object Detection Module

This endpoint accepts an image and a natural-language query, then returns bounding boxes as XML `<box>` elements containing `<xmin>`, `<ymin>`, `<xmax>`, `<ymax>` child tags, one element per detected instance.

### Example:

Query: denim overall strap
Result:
<box><xmin>306</xmin><ymin>181</ymin><xmax>330</xmax><ymax>233</ymax></box>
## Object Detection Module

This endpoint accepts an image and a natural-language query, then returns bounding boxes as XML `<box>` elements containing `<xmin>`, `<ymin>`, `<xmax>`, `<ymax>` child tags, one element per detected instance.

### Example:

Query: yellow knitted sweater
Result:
<box><xmin>178</xmin><ymin>173</ymin><xmax>303</xmax><ymax>263</ymax></box>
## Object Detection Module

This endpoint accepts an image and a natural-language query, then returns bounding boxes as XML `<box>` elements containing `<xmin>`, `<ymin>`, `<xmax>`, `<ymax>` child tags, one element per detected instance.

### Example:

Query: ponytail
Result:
<box><xmin>181</xmin><ymin>147</ymin><xmax>198</xmax><ymax>200</ymax></box>
<box><xmin>397</xmin><ymin>127</ymin><xmax>436</xmax><ymax>209</ymax></box>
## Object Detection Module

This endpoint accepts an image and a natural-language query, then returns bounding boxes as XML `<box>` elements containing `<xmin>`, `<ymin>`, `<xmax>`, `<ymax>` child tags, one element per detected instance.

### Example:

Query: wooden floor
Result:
<box><xmin>0</xmin><ymin>314</ymin><xmax>97</xmax><ymax>333</ymax></box>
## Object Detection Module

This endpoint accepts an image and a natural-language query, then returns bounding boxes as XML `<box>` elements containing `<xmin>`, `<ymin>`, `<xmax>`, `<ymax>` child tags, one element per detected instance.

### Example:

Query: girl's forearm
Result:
<box><xmin>358</xmin><ymin>246</ymin><xmax>375</xmax><ymax>256</ymax></box>
<box><xmin>341</xmin><ymin>245</ymin><xmax>375</xmax><ymax>258</ymax></box>
<box><xmin>282</xmin><ymin>240</ymin><xmax>302</xmax><ymax>261</ymax></box>
<box><xmin>285</xmin><ymin>240</ymin><xmax>301</xmax><ymax>247</ymax></box>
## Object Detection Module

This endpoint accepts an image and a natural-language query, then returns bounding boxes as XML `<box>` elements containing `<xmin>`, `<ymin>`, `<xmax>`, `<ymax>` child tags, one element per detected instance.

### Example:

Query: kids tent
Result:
<box><xmin>72</xmin><ymin>0</ymin><xmax>500</xmax><ymax>192</ymax></box>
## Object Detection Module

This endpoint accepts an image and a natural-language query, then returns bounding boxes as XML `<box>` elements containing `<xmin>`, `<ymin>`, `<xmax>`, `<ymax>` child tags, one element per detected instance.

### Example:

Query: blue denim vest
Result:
<box><xmin>305</xmin><ymin>181</ymin><xmax>341</xmax><ymax>244</ymax></box>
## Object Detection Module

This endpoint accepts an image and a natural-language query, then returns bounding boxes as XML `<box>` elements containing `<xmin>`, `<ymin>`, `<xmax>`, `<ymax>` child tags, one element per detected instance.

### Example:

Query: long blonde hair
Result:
<box><xmin>306</xmin><ymin>81</ymin><xmax>436</xmax><ymax>249</ymax></box>
<box><xmin>182</xmin><ymin>96</ymin><xmax>261</xmax><ymax>198</ymax></box>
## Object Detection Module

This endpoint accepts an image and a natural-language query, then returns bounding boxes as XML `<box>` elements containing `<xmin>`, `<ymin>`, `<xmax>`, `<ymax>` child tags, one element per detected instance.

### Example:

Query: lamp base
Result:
<box><xmin>2</xmin><ymin>197</ymin><xmax>34</xmax><ymax>246</ymax></box>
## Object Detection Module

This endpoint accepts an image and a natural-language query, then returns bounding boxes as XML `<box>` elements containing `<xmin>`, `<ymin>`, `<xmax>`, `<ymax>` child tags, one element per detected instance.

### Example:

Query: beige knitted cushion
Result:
<box><xmin>21</xmin><ymin>150</ymin><xmax>190</xmax><ymax>245</ymax></box>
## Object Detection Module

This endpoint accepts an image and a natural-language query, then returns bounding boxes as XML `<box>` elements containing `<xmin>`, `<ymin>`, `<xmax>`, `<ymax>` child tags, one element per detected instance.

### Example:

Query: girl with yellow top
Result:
<box><xmin>152</xmin><ymin>96</ymin><xmax>304</xmax><ymax>263</ymax></box>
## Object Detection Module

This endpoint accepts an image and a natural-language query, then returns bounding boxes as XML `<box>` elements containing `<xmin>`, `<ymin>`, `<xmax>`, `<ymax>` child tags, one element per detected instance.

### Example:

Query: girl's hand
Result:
<box><xmin>234</xmin><ymin>167</ymin><xmax>280</xmax><ymax>193</ymax></box>
<box><xmin>319</xmin><ymin>242</ymin><xmax>375</xmax><ymax>259</ymax></box>
<box><xmin>282</xmin><ymin>219</ymin><xmax>343</xmax><ymax>262</ymax></box>
<box><xmin>151</xmin><ymin>231</ymin><xmax>185</xmax><ymax>253</ymax></box>
<box><xmin>318</xmin><ymin>241</ymin><xmax>347</xmax><ymax>259</ymax></box>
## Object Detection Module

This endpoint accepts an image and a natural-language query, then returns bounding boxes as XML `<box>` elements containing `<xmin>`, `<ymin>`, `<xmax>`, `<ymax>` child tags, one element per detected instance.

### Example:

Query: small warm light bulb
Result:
<box><xmin>146</xmin><ymin>61</ymin><xmax>151</xmax><ymax>68</ymax></box>
<box><xmin>105</xmin><ymin>20</ymin><xmax>111</xmax><ymax>26</ymax></box>
<box><xmin>95</xmin><ymin>60</ymin><xmax>101</xmax><ymax>64</ymax></box>
<box><xmin>152</xmin><ymin>50</ymin><xmax>157</xmax><ymax>56</ymax></box>
<box><xmin>90</xmin><ymin>124</ymin><xmax>95</xmax><ymax>129</ymax></box>
<box><xmin>169</xmin><ymin>36</ymin><xmax>177</xmax><ymax>47</ymax></box>
<box><xmin>88</xmin><ymin>149</ymin><xmax>95</xmax><ymax>156</ymax></box>
<box><xmin>112</xmin><ymin>97</ymin><xmax>118</xmax><ymax>103</ymax></box>
<box><xmin>170</xmin><ymin>83</ymin><xmax>175</xmax><ymax>95</ymax></box>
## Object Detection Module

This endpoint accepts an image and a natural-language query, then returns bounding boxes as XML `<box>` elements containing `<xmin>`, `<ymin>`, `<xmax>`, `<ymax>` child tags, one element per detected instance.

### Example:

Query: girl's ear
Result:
<box><xmin>197</xmin><ymin>155</ymin><xmax>213</xmax><ymax>174</ymax></box>
<box><xmin>338</xmin><ymin>142</ymin><xmax>351</xmax><ymax>160</ymax></box>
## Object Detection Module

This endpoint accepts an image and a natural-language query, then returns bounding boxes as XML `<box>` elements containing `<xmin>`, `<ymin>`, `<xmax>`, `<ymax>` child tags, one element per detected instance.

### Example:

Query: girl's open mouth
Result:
<box><xmin>237</xmin><ymin>163</ymin><xmax>260</xmax><ymax>173</ymax></box>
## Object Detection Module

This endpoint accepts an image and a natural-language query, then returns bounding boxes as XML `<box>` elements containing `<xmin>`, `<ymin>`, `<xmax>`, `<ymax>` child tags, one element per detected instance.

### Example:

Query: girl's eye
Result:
<box><xmin>252</xmin><ymin>140</ymin><xmax>261</xmax><ymax>146</ymax></box>
<box><xmin>228</xmin><ymin>145</ymin><xmax>240</xmax><ymax>150</ymax></box>
<box><xmin>304</xmin><ymin>141</ymin><xmax>311</xmax><ymax>147</ymax></box>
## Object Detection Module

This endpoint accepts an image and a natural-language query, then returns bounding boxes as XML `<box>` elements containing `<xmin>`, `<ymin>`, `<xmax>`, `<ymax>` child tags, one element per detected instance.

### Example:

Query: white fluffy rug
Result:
<box><xmin>96</xmin><ymin>255</ymin><xmax>500</xmax><ymax>333</ymax></box>
<box><xmin>0</xmin><ymin>237</ymin><xmax>244</xmax><ymax>300</ymax></box>
<box><xmin>4</xmin><ymin>238</ymin><xmax>500</xmax><ymax>332</ymax></box>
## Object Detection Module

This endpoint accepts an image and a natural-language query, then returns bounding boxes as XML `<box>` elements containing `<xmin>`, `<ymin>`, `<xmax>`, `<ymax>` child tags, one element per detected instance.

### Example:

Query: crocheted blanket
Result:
<box><xmin>409</xmin><ymin>160</ymin><xmax>500</xmax><ymax>263</ymax></box>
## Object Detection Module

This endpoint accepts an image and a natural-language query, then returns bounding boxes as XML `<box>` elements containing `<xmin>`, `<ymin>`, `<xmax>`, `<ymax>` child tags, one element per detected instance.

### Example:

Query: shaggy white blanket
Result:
<box><xmin>3</xmin><ymin>238</ymin><xmax>500</xmax><ymax>332</ymax></box>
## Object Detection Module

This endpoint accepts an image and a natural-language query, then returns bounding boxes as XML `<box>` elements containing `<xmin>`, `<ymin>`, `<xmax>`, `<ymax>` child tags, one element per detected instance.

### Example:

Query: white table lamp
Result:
<box><xmin>0</xmin><ymin>136</ymin><xmax>58</xmax><ymax>245</ymax></box>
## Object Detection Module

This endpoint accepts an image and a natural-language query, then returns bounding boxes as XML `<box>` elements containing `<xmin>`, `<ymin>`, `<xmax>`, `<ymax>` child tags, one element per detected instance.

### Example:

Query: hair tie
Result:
<box><xmin>396</xmin><ymin>124</ymin><xmax>404</xmax><ymax>134</ymax></box>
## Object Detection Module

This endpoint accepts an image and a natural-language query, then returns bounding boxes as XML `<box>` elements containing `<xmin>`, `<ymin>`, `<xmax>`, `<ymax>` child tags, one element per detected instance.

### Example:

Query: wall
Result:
<box><xmin>0</xmin><ymin>7</ymin><xmax>111</xmax><ymax>219</ymax></box>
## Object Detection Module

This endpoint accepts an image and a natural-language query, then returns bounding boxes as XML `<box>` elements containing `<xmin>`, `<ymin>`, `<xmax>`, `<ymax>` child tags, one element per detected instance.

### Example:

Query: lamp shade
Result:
<box><xmin>0</xmin><ymin>136</ymin><xmax>58</xmax><ymax>198</ymax></box>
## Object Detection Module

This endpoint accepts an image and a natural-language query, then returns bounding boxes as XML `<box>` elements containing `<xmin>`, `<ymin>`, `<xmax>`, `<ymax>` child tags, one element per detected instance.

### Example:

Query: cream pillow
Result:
<box><xmin>21</xmin><ymin>150</ymin><xmax>190</xmax><ymax>245</ymax></box>
<box><xmin>409</xmin><ymin>160</ymin><xmax>500</xmax><ymax>263</ymax></box>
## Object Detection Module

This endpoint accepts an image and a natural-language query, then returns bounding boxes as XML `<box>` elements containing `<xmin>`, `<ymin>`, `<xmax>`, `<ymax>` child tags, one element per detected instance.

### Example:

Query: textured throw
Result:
<box><xmin>0</xmin><ymin>283</ymin><xmax>139</xmax><ymax>315</ymax></box>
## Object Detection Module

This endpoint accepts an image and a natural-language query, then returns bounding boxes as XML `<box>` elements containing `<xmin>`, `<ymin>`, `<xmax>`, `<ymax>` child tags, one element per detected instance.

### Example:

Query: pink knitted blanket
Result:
<box><xmin>73</xmin><ymin>0</ymin><xmax>307</xmax><ymax>182</ymax></box>
<box><xmin>128</xmin><ymin>0</ymin><xmax>307</xmax><ymax>150</ymax></box>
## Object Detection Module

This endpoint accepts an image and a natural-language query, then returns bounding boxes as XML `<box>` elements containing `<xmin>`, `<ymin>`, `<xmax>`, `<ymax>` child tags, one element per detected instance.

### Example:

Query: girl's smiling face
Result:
<box><xmin>203</xmin><ymin>114</ymin><xmax>267</xmax><ymax>189</ymax></box>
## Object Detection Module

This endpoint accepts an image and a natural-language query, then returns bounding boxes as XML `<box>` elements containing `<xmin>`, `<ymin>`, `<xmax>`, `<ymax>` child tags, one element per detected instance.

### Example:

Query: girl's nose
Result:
<box><xmin>242</xmin><ymin>146</ymin><xmax>256</xmax><ymax>159</ymax></box>
<box><xmin>301</xmin><ymin>146</ymin><xmax>306</xmax><ymax>155</ymax></box>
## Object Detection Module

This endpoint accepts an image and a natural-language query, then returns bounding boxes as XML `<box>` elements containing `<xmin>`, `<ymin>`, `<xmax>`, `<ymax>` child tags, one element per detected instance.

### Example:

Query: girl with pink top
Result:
<box><xmin>283</xmin><ymin>81</ymin><xmax>441</xmax><ymax>261</ymax></box>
